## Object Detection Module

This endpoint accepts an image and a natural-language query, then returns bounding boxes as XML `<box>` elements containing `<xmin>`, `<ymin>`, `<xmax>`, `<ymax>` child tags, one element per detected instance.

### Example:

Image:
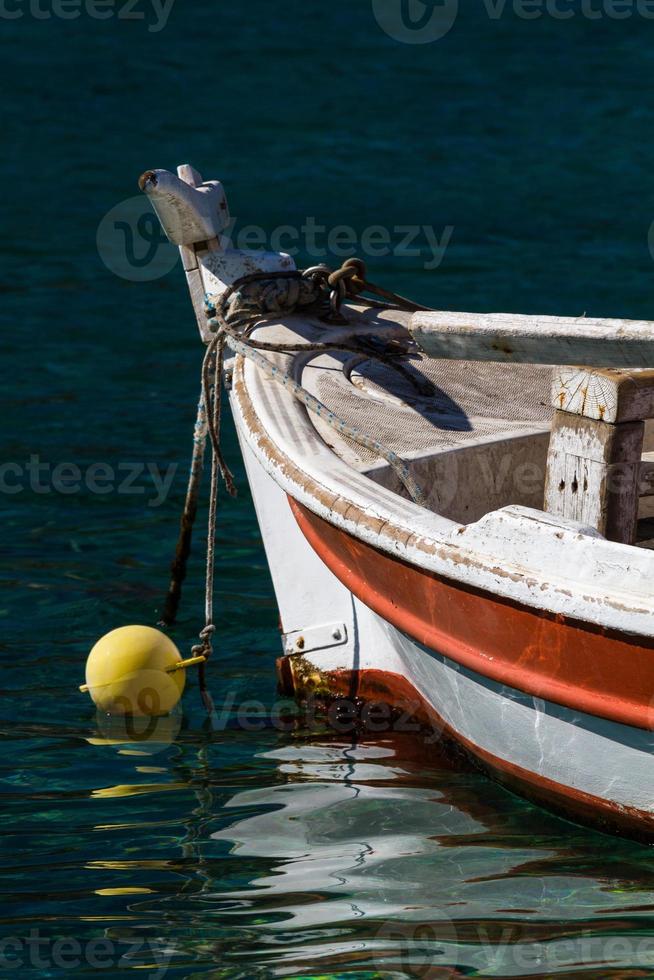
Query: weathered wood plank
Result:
<box><xmin>640</xmin><ymin>452</ymin><xmax>654</xmax><ymax>498</ymax></box>
<box><xmin>185</xmin><ymin>266</ymin><xmax>212</xmax><ymax>342</ymax></box>
<box><xmin>411</xmin><ymin>311</ymin><xmax>654</xmax><ymax>367</ymax></box>
<box><xmin>172</xmin><ymin>165</ymin><xmax>220</xmax><ymax>341</ymax></box>
<box><xmin>544</xmin><ymin>412</ymin><xmax>644</xmax><ymax>544</ymax></box>
<box><xmin>545</xmin><ymin>415</ymin><xmax>644</xmax><ymax>463</ymax></box>
<box><xmin>176</xmin><ymin>164</ymin><xmax>211</xmax><ymax>272</ymax></box>
<box><xmin>176</xmin><ymin>163</ymin><xmax>203</xmax><ymax>188</ymax></box>
<box><xmin>139</xmin><ymin>167</ymin><xmax>230</xmax><ymax>246</ymax></box>
<box><xmin>141</xmin><ymin>165</ymin><xmax>297</xmax><ymax>342</ymax></box>
<box><xmin>552</xmin><ymin>367</ymin><xmax>654</xmax><ymax>423</ymax></box>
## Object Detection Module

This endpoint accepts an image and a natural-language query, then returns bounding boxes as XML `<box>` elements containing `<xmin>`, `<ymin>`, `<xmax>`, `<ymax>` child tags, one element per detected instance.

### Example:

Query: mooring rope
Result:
<box><xmin>223</xmin><ymin>331</ymin><xmax>426</xmax><ymax>504</ymax></box>
<box><xmin>164</xmin><ymin>258</ymin><xmax>429</xmax><ymax>716</ymax></box>
<box><xmin>192</xmin><ymin>337</ymin><xmax>224</xmax><ymax>718</ymax></box>
<box><xmin>204</xmin><ymin>260</ymin><xmax>428</xmax><ymax>503</ymax></box>
<box><xmin>159</xmin><ymin>391</ymin><xmax>208</xmax><ymax>627</ymax></box>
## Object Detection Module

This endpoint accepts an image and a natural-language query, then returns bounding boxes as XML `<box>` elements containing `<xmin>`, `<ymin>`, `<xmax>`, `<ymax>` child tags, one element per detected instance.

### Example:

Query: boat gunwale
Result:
<box><xmin>229</xmin><ymin>333</ymin><xmax>654</xmax><ymax>637</ymax></box>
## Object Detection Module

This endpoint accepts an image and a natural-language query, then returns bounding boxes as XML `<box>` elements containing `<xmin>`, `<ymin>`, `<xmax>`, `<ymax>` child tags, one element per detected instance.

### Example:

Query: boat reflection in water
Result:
<box><xmin>210</xmin><ymin>734</ymin><xmax>654</xmax><ymax>977</ymax></box>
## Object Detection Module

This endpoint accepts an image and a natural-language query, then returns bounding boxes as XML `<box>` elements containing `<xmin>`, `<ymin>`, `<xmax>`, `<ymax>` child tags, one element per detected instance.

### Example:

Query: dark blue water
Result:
<box><xmin>3</xmin><ymin>1</ymin><xmax>654</xmax><ymax>975</ymax></box>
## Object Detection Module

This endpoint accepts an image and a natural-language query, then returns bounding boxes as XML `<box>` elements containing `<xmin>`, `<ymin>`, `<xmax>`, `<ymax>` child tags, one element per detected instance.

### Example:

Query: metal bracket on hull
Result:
<box><xmin>282</xmin><ymin>622</ymin><xmax>348</xmax><ymax>657</ymax></box>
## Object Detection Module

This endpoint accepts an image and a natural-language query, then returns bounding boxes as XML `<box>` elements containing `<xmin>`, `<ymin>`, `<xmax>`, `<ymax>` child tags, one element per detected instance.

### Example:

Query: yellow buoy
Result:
<box><xmin>80</xmin><ymin>625</ymin><xmax>200</xmax><ymax>717</ymax></box>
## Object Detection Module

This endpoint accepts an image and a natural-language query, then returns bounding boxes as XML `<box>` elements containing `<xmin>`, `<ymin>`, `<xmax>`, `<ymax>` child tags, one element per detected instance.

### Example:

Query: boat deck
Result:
<box><xmin>247</xmin><ymin>303</ymin><xmax>654</xmax><ymax>534</ymax></box>
<box><xmin>303</xmin><ymin>347</ymin><xmax>554</xmax><ymax>465</ymax></box>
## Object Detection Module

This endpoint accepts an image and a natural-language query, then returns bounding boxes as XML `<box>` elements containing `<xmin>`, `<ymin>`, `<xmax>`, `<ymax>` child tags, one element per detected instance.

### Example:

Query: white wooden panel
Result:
<box><xmin>411</xmin><ymin>310</ymin><xmax>654</xmax><ymax>367</ymax></box>
<box><xmin>640</xmin><ymin>452</ymin><xmax>654</xmax><ymax>497</ymax></box>
<box><xmin>139</xmin><ymin>167</ymin><xmax>230</xmax><ymax>245</ymax></box>
<box><xmin>200</xmin><ymin>248</ymin><xmax>295</xmax><ymax>301</ymax></box>
<box><xmin>544</xmin><ymin>413</ymin><xmax>644</xmax><ymax>543</ymax></box>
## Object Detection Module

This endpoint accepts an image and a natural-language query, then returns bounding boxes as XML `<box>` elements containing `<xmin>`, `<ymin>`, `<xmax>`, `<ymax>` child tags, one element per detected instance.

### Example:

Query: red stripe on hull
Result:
<box><xmin>284</xmin><ymin>662</ymin><xmax>654</xmax><ymax>842</ymax></box>
<box><xmin>289</xmin><ymin>499</ymin><xmax>654</xmax><ymax>732</ymax></box>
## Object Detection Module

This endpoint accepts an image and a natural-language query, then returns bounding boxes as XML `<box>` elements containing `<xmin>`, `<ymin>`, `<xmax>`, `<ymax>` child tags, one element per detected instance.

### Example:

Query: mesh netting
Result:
<box><xmin>310</xmin><ymin>355</ymin><xmax>554</xmax><ymax>465</ymax></box>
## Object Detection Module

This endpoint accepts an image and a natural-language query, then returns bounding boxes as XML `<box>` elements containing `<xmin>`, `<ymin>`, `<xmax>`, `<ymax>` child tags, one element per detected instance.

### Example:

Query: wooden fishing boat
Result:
<box><xmin>142</xmin><ymin>165</ymin><xmax>654</xmax><ymax>840</ymax></box>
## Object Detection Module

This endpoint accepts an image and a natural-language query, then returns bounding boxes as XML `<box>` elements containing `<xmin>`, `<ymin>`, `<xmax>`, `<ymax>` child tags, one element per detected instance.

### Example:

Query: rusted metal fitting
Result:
<box><xmin>342</xmin><ymin>257</ymin><xmax>367</xmax><ymax>280</ymax></box>
<box><xmin>328</xmin><ymin>259</ymin><xmax>368</xmax><ymax>300</ymax></box>
<box><xmin>137</xmin><ymin>170</ymin><xmax>158</xmax><ymax>192</ymax></box>
<box><xmin>327</xmin><ymin>279</ymin><xmax>349</xmax><ymax>323</ymax></box>
<box><xmin>327</xmin><ymin>266</ymin><xmax>357</xmax><ymax>288</ymax></box>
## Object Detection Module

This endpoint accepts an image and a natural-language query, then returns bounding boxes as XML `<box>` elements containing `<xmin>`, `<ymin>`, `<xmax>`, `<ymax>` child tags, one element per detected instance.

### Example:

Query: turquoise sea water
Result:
<box><xmin>4</xmin><ymin>1</ymin><xmax>654</xmax><ymax>975</ymax></box>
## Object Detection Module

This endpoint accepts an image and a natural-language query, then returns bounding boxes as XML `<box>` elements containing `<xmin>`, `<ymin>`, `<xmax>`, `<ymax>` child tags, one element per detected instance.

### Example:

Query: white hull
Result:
<box><xmin>235</xmin><ymin>409</ymin><xmax>654</xmax><ymax>837</ymax></box>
